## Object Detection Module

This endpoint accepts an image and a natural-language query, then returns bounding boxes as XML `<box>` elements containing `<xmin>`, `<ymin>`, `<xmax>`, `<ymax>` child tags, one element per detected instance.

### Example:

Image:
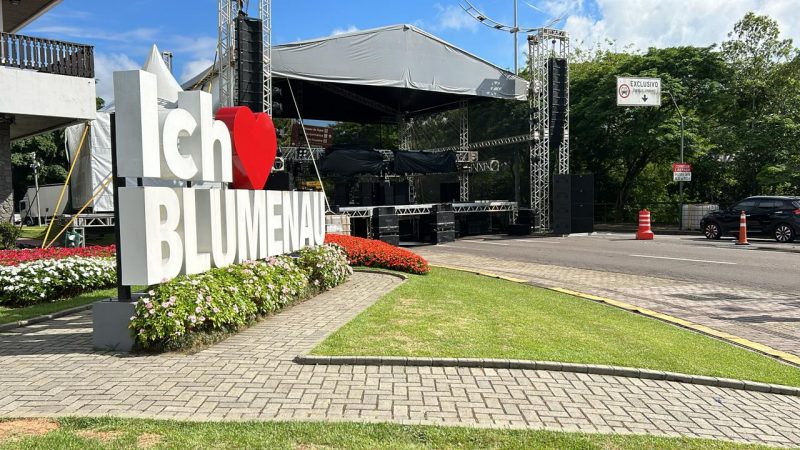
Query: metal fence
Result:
<box><xmin>0</xmin><ymin>33</ymin><xmax>94</xmax><ymax>78</ymax></box>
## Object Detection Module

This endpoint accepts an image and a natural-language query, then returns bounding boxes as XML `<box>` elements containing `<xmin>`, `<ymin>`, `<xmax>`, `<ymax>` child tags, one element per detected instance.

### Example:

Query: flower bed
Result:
<box><xmin>0</xmin><ymin>256</ymin><xmax>116</xmax><ymax>306</ymax></box>
<box><xmin>324</xmin><ymin>234</ymin><xmax>429</xmax><ymax>274</ymax></box>
<box><xmin>131</xmin><ymin>245</ymin><xmax>351</xmax><ymax>350</ymax></box>
<box><xmin>0</xmin><ymin>245</ymin><xmax>116</xmax><ymax>266</ymax></box>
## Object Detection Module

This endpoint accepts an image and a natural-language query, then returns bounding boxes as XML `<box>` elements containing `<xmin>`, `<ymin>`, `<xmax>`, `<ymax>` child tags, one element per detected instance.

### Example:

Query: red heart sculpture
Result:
<box><xmin>215</xmin><ymin>106</ymin><xmax>277</xmax><ymax>190</ymax></box>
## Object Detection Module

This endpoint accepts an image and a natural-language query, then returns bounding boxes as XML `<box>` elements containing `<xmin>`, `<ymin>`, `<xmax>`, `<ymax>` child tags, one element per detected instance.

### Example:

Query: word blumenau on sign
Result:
<box><xmin>114</xmin><ymin>70</ymin><xmax>325</xmax><ymax>286</ymax></box>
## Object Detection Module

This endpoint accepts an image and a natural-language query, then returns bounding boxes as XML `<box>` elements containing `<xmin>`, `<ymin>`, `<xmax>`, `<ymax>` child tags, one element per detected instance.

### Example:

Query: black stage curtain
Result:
<box><xmin>393</xmin><ymin>151</ymin><xmax>457</xmax><ymax>174</ymax></box>
<box><xmin>320</xmin><ymin>148</ymin><xmax>385</xmax><ymax>176</ymax></box>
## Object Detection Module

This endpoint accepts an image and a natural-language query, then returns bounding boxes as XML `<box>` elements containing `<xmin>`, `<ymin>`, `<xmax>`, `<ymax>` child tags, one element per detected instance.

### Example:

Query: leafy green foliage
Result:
<box><xmin>130</xmin><ymin>245</ymin><xmax>351</xmax><ymax>350</ymax></box>
<box><xmin>10</xmin><ymin>132</ymin><xmax>69</xmax><ymax>209</ymax></box>
<box><xmin>0</xmin><ymin>222</ymin><xmax>18</xmax><ymax>250</ymax></box>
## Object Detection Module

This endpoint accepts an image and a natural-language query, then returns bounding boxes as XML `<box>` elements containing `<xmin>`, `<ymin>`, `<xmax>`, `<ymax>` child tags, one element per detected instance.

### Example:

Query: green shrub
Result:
<box><xmin>298</xmin><ymin>244</ymin><xmax>352</xmax><ymax>290</ymax></box>
<box><xmin>0</xmin><ymin>256</ymin><xmax>116</xmax><ymax>306</ymax></box>
<box><xmin>0</xmin><ymin>221</ymin><xmax>18</xmax><ymax>250</ymax></box>
<box><xmin>130</xmin><ymin>245</ymin><xmax>351</xmax><ymax>350</ymax></box>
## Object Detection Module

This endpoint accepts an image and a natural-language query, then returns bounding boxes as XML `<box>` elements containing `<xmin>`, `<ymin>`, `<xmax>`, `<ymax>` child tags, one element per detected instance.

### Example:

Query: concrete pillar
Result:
<box><xmin>0</xmin><ymin>117</ymin><xmax>13</xmax><ymax>222</ymax></box>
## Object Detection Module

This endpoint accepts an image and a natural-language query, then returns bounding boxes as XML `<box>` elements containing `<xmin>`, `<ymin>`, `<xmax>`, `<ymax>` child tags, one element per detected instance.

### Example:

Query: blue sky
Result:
<box><xmin>22</xmin><ymin>0</ymin><xmax>561</xmax><ymax>102</ymax></box>
<box><xmin>21</xmin><ymin>0</ymin><xmax>800</xmax><ymax>102</ymax></box>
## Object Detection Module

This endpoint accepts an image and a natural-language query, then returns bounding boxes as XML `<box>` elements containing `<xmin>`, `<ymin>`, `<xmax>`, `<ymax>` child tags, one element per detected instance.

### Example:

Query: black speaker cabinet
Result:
<box><xmin>264</xmin><ymin>171</ymin><xmax>292</xmax><ymax>191</ymax></box>
<box><xmin>553</xmin><ymin>174</ymin><xmax>594</xmax><ymax>234</ymax></box>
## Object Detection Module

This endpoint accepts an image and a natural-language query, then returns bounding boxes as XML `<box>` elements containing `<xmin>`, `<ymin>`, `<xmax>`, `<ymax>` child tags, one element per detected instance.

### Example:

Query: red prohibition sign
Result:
<box><xmin>619</xmin><ymin>83</ymin><xmax>631</xmax><ymax>98</ymax></box>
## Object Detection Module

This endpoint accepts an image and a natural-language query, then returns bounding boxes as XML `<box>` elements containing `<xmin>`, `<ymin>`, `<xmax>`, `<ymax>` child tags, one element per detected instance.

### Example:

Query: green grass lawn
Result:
<box><xmin>0</xmin><ymin>417</ymin><xmax>779</xmax><ymax>449</ymax></box>
<box><xmin>0</xmin><ymin>288</ymin><xmax>116</xmax><ymax>325</ymax></box>
<box><xmin>15</xmin><ymin>225</ymin><xmax>114</xmax><ymax>246</ymax></box>
<box><xmin>314</xmin><ymin>268</ymin><xmax>800</xmax><ymax>387</ymax></box>
<box><xmin>16</xmin><ymin>225</ymin><xmax>46</xmax><ymax>240</ymax></box>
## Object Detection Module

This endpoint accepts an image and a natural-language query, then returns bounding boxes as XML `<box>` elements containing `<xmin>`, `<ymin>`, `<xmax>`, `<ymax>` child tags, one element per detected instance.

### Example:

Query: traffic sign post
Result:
<box><xmin>617</xmin><ymin>77</ymin><xmax>662</xmax><ymax>107</ymax></box>
<box><xmin>673</xmin><ymin>163</ymin><xmax>691</xmax><ymax>182</ymax></box>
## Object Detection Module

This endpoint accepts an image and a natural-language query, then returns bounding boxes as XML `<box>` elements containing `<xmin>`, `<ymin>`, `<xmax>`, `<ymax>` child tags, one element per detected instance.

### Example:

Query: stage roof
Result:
<box><xmin>184</xmin><ymin>24</ymin><xmax>528</xmax><ymax>123</ymax></box>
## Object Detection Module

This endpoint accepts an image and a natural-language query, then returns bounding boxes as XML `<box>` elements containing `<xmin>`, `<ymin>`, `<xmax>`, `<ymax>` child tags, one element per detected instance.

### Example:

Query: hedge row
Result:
<box><xmin>0</xmin><ymin>245</ymin><xmax>116</xmax><ymax>266</ymax></box>
<box><xmin>325</xmin><ymin>234</ymin><xmax>429</xmax><ymax>274</ymax></box>
<box><xmin>0</xmin><ymin>256</ymin><xmax>116</xmax><ymax>306</ymax></box>
<box><xmin>130</xmin><ymin>244</ymin><xmax>351</xmax><ymax>350</ymax></box>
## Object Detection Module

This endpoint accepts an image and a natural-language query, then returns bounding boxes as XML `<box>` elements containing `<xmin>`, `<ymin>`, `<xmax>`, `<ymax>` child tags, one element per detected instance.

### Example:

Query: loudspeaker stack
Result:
<box><xmin>431</xmin><ymin>204</ymin><xmax>455</xmax><ymax>244</ymax></box>
<box><xmin>373</xmin><ymin>206</ymin><xmax>399</xmax><ymax>246</ymax></box>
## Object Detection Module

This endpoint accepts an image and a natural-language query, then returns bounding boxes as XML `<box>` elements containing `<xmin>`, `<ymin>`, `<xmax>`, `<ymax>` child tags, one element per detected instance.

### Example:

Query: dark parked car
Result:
<box><xmin>701</xmin><ymin>196</ymin><xmax>800</xmax><ymax>242</ymax></box>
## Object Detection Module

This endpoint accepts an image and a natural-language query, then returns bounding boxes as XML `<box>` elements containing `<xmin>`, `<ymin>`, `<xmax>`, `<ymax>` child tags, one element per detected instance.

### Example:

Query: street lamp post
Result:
<box><xmin>666</xmin><ymin>91</ymin><xmax>685</xmax><ymax>230</ymax></box>
<box><xmin>29</xmin><ymin>152</ymin><xmax>42</xmax><ymax>227</ymax></box>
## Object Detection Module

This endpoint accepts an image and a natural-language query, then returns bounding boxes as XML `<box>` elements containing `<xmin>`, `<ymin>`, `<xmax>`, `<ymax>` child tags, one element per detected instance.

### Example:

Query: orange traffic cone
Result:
<box><xmin>636</xmin><ymin>209</ymin><xmax>655</xmax><ymax>240</ymax></box>
<box><xmin>736</xmin><ymin>210</ymin><xmax>749</xmax><ymax>245</ymax></box>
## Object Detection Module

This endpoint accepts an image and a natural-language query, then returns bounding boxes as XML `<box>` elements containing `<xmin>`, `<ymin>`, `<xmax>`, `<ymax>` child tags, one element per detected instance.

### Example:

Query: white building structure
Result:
<box><xmin>0</xmin><ymin>0</ymin><xmax>96</xmax><ymax>221</ymax></box>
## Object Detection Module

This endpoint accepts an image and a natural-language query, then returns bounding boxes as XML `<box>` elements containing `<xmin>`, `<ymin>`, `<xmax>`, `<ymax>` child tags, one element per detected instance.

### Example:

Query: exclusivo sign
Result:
<box><xmin>113</xmin><ymin>70</ymin><xmax>325</xmax><ymax>286</ymax></box>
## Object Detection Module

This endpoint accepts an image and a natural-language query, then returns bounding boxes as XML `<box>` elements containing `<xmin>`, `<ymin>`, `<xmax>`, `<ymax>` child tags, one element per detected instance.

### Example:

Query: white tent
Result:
<box><xmin>65</xmin><ymin>45</ymin><xmax>183</xmax><ymax>212</ymax></box>
<box><xmin>184</xmin><ymin>24</ymin><xmax>528</xmax><ymax>122</ymax></box>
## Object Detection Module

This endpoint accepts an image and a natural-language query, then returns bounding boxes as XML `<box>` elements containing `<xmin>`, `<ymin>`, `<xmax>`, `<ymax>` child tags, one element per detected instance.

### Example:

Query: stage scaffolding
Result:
<box><xmin>528</xmin><ymin>28</ymin><xmax>570</xmax><ymax>232</ymax></box>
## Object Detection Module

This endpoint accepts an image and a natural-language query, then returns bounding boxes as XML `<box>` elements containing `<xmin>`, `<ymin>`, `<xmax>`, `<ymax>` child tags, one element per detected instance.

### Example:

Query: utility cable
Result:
<box><xmin>286</xmin><ymin>79</ymin><xmax>332</xmax><ymax>213</ymax></box>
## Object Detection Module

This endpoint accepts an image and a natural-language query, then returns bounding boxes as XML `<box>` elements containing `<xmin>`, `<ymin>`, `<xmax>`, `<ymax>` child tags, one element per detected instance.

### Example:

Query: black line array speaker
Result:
<box><xmin>547</xmin><ymin>58</ymin><xmax>568</xmax><ymax>144</ymax></box>
<box><xmin>553</xmin><ymin>174</ymin><xmax>594</xmax><ymax>235</ymax></box>
<box><xmin>236</xmin><ymin>15</ymin><xmax>264</xmax><ymax>112</ymax></box>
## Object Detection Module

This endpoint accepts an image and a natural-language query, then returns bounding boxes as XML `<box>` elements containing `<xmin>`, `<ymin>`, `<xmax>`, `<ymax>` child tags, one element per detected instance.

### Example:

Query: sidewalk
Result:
<box><xmin>1</xmin><ymin>272</ymin><xmax>798</xmax><ymax>446</ymax></box>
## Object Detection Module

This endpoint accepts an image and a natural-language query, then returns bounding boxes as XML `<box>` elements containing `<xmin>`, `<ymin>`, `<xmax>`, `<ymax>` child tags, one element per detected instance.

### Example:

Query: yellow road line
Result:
<box><xmin>431</xmin><ymin>264</ymin><xmax>800</xmax><ymax>366</ymax></box>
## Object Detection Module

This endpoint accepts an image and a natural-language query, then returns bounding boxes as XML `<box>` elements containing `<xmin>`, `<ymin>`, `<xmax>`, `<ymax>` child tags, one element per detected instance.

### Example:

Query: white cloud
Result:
<box><xmin>563</xmin><ymin>0</ymin><xmax>800</xmax><ymax>52</ymax></box>
<box><xmin>28</xmin><ymin>25</ymin><xmax>159</xmax><ymax>43</ymax></box>
<box><xmin>331</xmin><ymin>25</ymin><xmax>359</xmax><ymax>36</ymax></box>
<box><xmin>434</xmin><ymin>4</ymin><xmax>478</xmax><ymax>32</ymax></box>
<box><xmin>180</xmin><ymin>58</ymin><xmax>214</xmax><ymax>84</ymax></box>
<box><xmin>93</xmin><ymin>52</ymin><xmax>140</xmax><ymax>103</ymax></box>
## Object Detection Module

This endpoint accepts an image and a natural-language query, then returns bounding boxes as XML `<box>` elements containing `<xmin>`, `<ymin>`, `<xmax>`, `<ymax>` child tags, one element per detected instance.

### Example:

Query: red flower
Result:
<box><xmin>0</xmin><ymin>245</ymin><xmax>116</xmax><ymax>266</ymax></box>
<box><xmin>324</xmin><ymin>235</ymin><xmax>429</xmax><ymax>274</ymax></box>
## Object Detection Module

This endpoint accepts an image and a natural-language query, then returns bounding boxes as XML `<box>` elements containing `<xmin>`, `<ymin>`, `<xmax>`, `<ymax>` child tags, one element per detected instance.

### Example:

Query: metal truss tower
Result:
<box><xmin>217</xmin><ymin>0</ymin><xmax>239</xmax><ymax>109</ymax></box>
<box><xmin>458</xmin><ymin>100</ymin><xmax>470</xmax><ymax>201</ymax></box>
<box><xmin>259</xmin><ymin>0</ymin><xmax>272</xmax><ymax>115</ymax></box>
<box><xmin>218</xmin><ymin>0</ymin><xmax>272</xmax><ymax>112</ymax></box>
<box><xmin>528</xmin><ymin>28</ymin><xmax>569</xmax><ymax>232</ymax></box>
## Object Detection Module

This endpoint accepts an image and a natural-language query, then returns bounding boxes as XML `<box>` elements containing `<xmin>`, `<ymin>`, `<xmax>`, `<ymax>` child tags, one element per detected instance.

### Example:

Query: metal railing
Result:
<box><xmin>0</xmin><ymin>33</ymin><xmax>94</xmax><ymax>78</ymax></box>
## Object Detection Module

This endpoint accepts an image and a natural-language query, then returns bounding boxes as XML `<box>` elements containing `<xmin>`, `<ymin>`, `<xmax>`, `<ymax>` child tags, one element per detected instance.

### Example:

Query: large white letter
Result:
<box><xmin>299</xmin><ymin>192</ymin><xmax>315</xmax><ymax>248</ymax></box>
<box><xmin>282</xmin><ymin>191</ymin><xmax>301</xmax><ymax>253</ymax></box>
<box><xmin>179</xmin><ymin>91</ymin><xmax>232</xmax><ymax>182</ymax></box>
<box><xmin>118</xmin><ymin>187</ymin><xmax>183</xmax><ymax>285</ymax></box>
<box><xmin>197</xmin><ymin>188</ymin><xmax>237</xmax><ymax>268</ymax></box>
<box><xmin>181</xmin><ymin>188</ymin><xmax>210</xmax><ymax>275</ymax></box>
<box><xmin>266</xmin><ymin>190</ymin><xmax>284</xmax><ymax>256</ymax></box>
<box><xmin>159</xmin><ymin>108</ymin><xmax>199</xmax><ymax>180</ymax></box>
<box><xmin>113</xmin><ymin>71</ymin><xmax>160</xmax><ymax>178</ymax></box>
<box><xmin>313</xmin><ymin>192</ymin><xmax>326</xmax><ymax>245</ymax></box>
<box><xmin>236</xmin><ymin>190</ymin><xmax>267</xmax><ymax>262</ymax></box>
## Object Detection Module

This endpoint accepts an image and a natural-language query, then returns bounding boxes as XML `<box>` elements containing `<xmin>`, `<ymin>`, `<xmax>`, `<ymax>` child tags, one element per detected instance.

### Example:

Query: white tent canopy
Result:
<box><xmin>185</xmin><ymin>24</ymin><xmax>528</xmax><ymax>122</ymax></box>
<box><xmin>66</xmin><ymin>45</ymin><xmax>183</xmax><ymax>212</ymax></box>
<box><xmin>272</xmin><ymin>24</ymin><xmax>526</xmax><ymax>101</ymax></box>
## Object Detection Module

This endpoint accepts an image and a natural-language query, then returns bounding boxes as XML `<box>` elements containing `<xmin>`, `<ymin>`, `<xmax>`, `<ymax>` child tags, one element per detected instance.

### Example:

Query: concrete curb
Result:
<box><xmin>352</xmin><ymin>267</ymin><xmax>410</xmax><ymax>281</ymax></box>
<box><xmin>0</xmin><ymin>303</ymin><xmax>96</xmax><ymax>333</ymax></box>
<box><xmin>294</xmin><ymin>355</ymin><xmax>800</xmax><ymax>397</ymax></box>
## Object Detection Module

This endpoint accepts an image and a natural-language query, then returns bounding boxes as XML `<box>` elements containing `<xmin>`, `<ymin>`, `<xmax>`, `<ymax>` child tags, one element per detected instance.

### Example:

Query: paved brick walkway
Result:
<box><xmin>1</xmin><ymin>272</ymin><xmax>799</xmax><ymax>446</ymax></box>
<box><xmin>415</xmin><ymin>247</ymin><xmax>800</xmax><ymax>359</ymax></box>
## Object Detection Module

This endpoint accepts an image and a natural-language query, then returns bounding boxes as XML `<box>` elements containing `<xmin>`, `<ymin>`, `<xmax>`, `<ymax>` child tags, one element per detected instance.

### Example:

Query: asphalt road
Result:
<box><xmin>421</xmin><ymin>233</ymin><xmax>800</xmax><ymax>295</ymax></box>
